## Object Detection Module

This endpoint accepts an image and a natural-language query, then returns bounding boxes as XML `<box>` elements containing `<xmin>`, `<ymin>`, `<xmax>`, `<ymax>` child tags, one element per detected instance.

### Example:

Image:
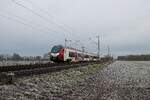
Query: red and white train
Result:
<box><xmin>50</xmin><ymin>45</ymin><xmax>98</xmax><ymax>62</ymax></box>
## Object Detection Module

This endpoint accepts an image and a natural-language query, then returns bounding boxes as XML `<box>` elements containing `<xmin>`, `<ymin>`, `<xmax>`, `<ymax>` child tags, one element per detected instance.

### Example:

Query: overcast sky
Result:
<box><xmin>0</xmin><ymin>0</ymin><xmax>150</xmax><ymax>56</ymax></box>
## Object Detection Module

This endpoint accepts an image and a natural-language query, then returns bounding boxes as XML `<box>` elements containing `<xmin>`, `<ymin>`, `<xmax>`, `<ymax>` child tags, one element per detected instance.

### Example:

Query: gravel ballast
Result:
<box><xmin>0</xmin><ymin>62</ymin><xmax>108</xmax><ymax>100</ymax></box>
<box><xmin>1</xmin><ymin>61</ymin><xmax>150</xmax><ymax>100</ymax></box>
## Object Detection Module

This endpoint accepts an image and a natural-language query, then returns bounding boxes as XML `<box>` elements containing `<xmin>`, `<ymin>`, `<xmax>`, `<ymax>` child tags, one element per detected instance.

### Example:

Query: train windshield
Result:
<box><xmin>51</xmin><ymin>45</ymin><xmax>63</xmax><ymax>53</ymax></box>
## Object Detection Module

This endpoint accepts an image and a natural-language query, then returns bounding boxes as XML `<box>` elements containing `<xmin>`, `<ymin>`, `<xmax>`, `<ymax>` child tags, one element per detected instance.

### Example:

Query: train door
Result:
<box><xmin>64</xmin><ymin>48</ymin><xmax>77</xmax><ymax>62</ymax></box>
<box><xmin>64</xmin><ymin>48</ymin><xmax>69</xmax><ymax>61</ymax></box>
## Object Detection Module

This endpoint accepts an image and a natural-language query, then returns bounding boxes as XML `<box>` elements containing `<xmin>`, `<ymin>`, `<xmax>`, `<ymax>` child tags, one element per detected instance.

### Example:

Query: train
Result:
<box><xmin>49</xmin><ymin>45</ymin><xmax>99</xmax><ymax>62</ymax></box>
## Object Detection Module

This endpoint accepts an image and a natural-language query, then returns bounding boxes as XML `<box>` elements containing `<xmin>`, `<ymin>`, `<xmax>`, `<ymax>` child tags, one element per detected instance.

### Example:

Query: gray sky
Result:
<box><xmin>0</xmin><ymin>0</ymin><xmax>150</xmax><ymax>56</ymax></box>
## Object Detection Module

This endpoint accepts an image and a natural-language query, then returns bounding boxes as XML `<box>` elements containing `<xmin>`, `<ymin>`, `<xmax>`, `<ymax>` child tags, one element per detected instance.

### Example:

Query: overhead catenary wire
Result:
<box><xmin>11</xmin><ymin>0</ymin><xmax>70</xmax><ymax>36</ymax></box>
<box><xmin>24</xmin><ymin>0</ymin><xmax>79</xmax><ymax>44</ymax></box>
<box><xmin>1</xmin><ymin>10</ymin><xmax>60</xmax><ymax>34</ymax></box>
<box><xmin>0</xmin><ymin>13</ymin><xmax>52</xmax><ymax>34</ymax></box>
<box><xmin>10</xmin><ymin>0</ymin><xmax>87</xmax><ymax>51</ymax></box>
<box><xmin>25</xmin><ymin>0</ymin><xmax>74</xmax><ymax>33</ymax></box>
<box><xmin>80</xmin><ymin>37</ymin><xmax>99</xmax><ymax>53</ymax></box>
<box><xmin>12</xmin><ymin>0</ymin><xmax>82</xmax><ymax>47</ymax></box>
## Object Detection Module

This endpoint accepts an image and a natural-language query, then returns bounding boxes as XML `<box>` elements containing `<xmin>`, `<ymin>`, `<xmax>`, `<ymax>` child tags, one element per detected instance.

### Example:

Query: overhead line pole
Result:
<box><xmin>65</xmin><ymin>38</ymin><xmax>67</xmax><ymax>47</ymax></box>
<box><xmin>96</xmin><ymin>35</ymin><xmax>100</xmax><ymax>60</ymax></box>
<box><xmin>65</xmin><ymin>38</ymin><xmax>72</xmax><ymax>48</ymax></box>
<box><xmin>107</xmin><ymin>45</ymin><xmax>110</xmax><ymax>56</ymax></box>
<box><xmin>82</xmin><ymin>46</ymin><xmax>85</xmax><ymax>53</ymax></box>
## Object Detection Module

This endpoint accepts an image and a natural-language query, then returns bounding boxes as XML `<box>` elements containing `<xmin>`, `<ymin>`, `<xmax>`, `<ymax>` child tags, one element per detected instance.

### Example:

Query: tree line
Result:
<box><xmin>118</xmin><ymin>54</ymin><xmax>150</xmax><ymax>61</ymax></box>
<box><xmin>0</xmin><ymin>53</ymin><xmax>49</xmax><ymax>61</ymax></box>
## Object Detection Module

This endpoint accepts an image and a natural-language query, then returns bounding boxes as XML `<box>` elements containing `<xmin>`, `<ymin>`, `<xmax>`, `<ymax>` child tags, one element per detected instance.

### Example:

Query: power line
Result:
<box><xmin>11</xmin><ymin>0</ymin><xmax>71</xmax><ymax>36</ymax></box>
<box><xmin>88</xmin><ymin>36</ymin><xmax>101</xmax><ymax>58</ymax></box>
<box><xmin>1</xmin><ymin>11</ymin><xmax>60</xmax><ymax>34</ymax></box>
<box><xmin>0</xmin><ymin>13</ymin><xmax>52</xmax><ymax>33</ymax></box>
<box><xmin>88</xmin><ymin>37</ymin><xmax>98</xmax><ymax>45</ymax></box>
<box><xmin>11</xmin><ymin>0</ymin><xmax>87</xmax><ymax>50</ymax></box>
<box><xmin>13</xmin><ymin>0</ymin><xmax>79</xmax><ymax>45</ymax></box>
<box><xmin>24</xmin><ymin>0</ymin><xmax>80</xmax><ymax>45</ymax></box>
<box><xmin>25</xmin><ymin>0</ymin><xmax>73</xmax><ymax>33</ymax></box>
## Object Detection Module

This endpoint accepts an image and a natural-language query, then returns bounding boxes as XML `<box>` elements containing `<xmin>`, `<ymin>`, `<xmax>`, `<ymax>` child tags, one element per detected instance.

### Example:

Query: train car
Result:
<box><xmin>50</xmin><ymin>45</ymin><xmax>98</xmax><ymax>62</ymax></box>
<box><xmin>50</xmin><ymin>45</ymin><xmax>77</xmax><ymax>62</ymax></box>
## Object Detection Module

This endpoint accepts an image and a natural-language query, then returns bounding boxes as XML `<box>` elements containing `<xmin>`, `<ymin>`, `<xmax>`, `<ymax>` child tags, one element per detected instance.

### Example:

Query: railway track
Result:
<box><xmin>0</xmin><ymin>61</ymin><xmax>106</xmax><ymax>84</ymax></box>
<box><xmin>0</xmin><ymin>61</ymin><xmax>99</xmax><ymax>73</ymax></box>
<box><xmin>0</xmin><ymin>62</ymin><xmax>71</xmax><ymax>73</ymax></box>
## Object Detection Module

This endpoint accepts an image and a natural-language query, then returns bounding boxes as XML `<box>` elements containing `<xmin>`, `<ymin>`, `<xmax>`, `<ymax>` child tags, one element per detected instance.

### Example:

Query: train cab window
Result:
<box><xmin>51</xmin><ymin>45</ymin><xmax>63</xmax><ymax>53</ymax></box>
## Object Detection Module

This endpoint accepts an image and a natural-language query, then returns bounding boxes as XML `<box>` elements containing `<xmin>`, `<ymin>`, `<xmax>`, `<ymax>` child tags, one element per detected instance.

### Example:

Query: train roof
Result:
<box><xmin>52</xmin><ymin>45</ymin><xmax>98</xmax><ymax>57</ymax></box>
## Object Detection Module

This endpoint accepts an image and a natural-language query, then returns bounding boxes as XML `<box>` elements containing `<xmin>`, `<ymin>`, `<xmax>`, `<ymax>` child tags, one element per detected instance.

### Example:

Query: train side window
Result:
<box><xmin>69</xmin><ymin>52</ymin><xmax>71</xmax><ymax>57</ymax></box>
<box><xmin>69</xmin><ymin>52</ymin><xmax>75</xmax><ymax>57</ymax></box>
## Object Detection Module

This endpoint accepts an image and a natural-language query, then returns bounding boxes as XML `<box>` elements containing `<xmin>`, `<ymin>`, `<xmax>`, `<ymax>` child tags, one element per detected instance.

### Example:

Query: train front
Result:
<box><xmin>50</xmin><ymin>45</ymin><xmax>64</xmax><ymax>62</ymax></box>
